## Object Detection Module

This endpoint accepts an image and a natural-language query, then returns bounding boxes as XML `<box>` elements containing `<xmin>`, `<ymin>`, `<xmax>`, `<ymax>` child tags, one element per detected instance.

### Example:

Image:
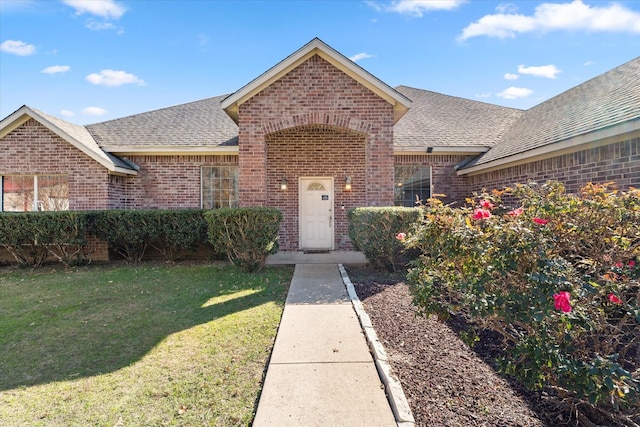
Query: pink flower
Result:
<box><xmin>396</xmin><ymin>232</ymin><xmax>406</xmax><ymax>241</ymax></box>
<box><xmin>479</xmin><ymin>199</ymin><xmax>495</xmax><ymax>210</ymax></box>
<box><xmin>629</xmin><ymin>260</ymin><xmax>636</xmax><ymax>267</ymax></box>
<box><xmin>472</xmin><ymin>208</ymin><xmax>492</xmax><ymax>220</ymax></box>
<box><xmin>532</xmin><ymin>217</ymin><xmax>549</xmax><ymax>225</ymax></box>
<box><xmin>608</xmin><ymin>293</ymin><xmax>623</xmax><ymax>304</ymax></box>
<box><xmin>553</xmin><ymin>291</ymin><xmax>572</xmax><ymax>313</ymax></box>
<box><xmin>507</xmin><ymin>207</ymin><xmax>524</xmax><ymax>217</ymax></box>
<box><xmin>615</xmin><ymin>262</ymin><xmax>624</xmax><ymax>268</ymax></box>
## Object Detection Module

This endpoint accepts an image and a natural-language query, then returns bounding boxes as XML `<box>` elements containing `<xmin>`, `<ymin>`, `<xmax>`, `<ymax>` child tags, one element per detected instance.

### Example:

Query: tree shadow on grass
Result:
<box><xmin>0</xmin><ymin>264</ymin><xmax>292</xmax><ymax>391</ymax></box>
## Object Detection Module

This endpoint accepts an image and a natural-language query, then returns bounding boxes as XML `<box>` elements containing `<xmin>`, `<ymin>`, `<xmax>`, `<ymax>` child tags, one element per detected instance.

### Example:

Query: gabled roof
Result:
<box><xmin>460</xmin><ymin>56</ymin><xmax>640</xmax><ymax>173</ymax></box>
<box><xmin>221</xmin><ymin>38</ymin><xmax>412</xmax><ymax>124</ymax></box>
<box><xmin>393</xmin><ymin>86</ymin><xmax>523</xmax><ymax>154</ymax></box>
<box><xmin>87</xmin><ymin>95</ymin><xmax>238</xmax><ymax>154</ymax></box>
<box><xmin>0</xmin><ymin>106</ymin><xmax>137</xmax><ymax>175</ymax></box>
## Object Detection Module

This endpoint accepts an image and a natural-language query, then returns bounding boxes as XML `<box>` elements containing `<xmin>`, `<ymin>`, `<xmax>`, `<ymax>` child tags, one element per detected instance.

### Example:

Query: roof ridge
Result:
<box><xmin>87</xmin><ymin>94</ymin><xmax>232</xmax><ymax>127</ymax></box>
<box><xmin>395</xmin><ymin>85</ymin><xmax>524</xmax><ymax>112</ymax></box>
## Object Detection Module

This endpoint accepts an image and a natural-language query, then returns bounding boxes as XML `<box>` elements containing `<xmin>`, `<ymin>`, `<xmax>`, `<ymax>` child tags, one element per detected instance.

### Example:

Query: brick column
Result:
<box><xmin>238</xmin><ymin>121</ymin><xmax>267</xmax><ymax>206</ymax></box>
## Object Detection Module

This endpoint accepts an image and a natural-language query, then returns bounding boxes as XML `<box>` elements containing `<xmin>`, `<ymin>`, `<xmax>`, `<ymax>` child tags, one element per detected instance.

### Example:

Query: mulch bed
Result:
<box><xmin>345</xmin><ymin>265</ymin><xmax>621</xmax><ymax>427</ymax></box>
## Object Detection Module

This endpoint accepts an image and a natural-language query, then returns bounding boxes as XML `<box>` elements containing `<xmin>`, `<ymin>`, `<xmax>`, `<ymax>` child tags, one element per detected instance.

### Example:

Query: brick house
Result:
<box><xmin>1</xmin><ymin>38</ymin><xmax>639</xmax><ymax>252</ymax></box>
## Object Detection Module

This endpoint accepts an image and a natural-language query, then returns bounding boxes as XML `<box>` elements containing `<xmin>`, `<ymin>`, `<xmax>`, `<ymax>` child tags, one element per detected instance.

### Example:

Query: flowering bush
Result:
<box><xmin>405</xmin><ymin>182</ymin><xmax>639</xmax><ymax>425</ymax></box>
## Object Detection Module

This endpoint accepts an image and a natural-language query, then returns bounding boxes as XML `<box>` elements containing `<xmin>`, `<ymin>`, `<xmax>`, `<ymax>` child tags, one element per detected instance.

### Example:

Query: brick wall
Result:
<box><xmin>1</xmin><ymin>119</ymin><xmax>113</xmax><ymax>260</ymax></box>
<box><xmin>119</xmin><ymin>155</ymin><xmax>238</xmax><ymax>209</ymax></box>
<box><xmin>266</xmin><ymin>125</ymin><xmax>366</xmax><ymax>250</ymax></box>
<box><xmin>238</xmin><ymin>54</ymin><xmax>395</xmax><ymax>205</ymax></box>
<box><xmin>467</xmin><ymin>138</ymin><xmax>640</xmax><ymax>195</ymax></box>
<box><xmin>1</xmin><ymin>119</ymin><xmax>111</xmax><ymax>210</ymax></box>
<box><xmin>236</xmin><ymin>53</ymin><xmax>396</xmax><ymax>250</ymax></box>
<box><xmin>394</xmin><ymin>154</ymin><xmax>473</xmax><ymax>205</ymax></box>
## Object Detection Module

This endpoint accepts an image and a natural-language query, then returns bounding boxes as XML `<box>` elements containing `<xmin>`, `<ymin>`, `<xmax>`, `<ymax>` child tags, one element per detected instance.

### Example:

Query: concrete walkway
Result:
<box><xmin>253</xmin><ymin>263</ymin><xmax>397</xmax><ymax>426</ymax></box>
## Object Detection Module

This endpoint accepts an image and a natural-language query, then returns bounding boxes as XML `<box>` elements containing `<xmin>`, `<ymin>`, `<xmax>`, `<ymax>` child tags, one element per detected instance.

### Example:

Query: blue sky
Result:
<box><xmin>1</xmin><ymin>0</ymin><xmax>639</xmax><ymax>124</ymax></box>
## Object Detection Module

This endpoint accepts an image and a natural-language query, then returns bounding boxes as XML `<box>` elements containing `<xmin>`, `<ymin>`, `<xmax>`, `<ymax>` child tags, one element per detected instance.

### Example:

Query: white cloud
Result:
<box><xmin>504</xmin><ymin>73</ymin><xmax>519</xmax><ymax>80</ymax></box>
<box><xmin>497</xmin><ymin>86</ymin><xmax>533</xmax><ymax>99</ymax></box>
<box><xmin>374</xmin><ymin>0</ymin><xmax>466</xmax><ymax>17</ymax></box>
<box><xmin>583</xmin><ymin>60</ymin><xmax>594</xmax><ymax>66</ymax></box>
<box><xmin>82</xmin><ymin>107</ymin><xmax>108</xmax><ymax>116</ymax></box>
<box><xmin>0</xmin><ymin>0</ymin><xmax>36</xmax><ymax>13</ymax></box>
<box><xmin>86</xmin><ymin>19</ymin><xmax>119</xmax><ymax>31</ymax></box>
<box><xmin>42</xmin><ymin>65</ymin><xmax>70</xmax><ymax>74</ymax></box>
<box><xmin>349</xmin><ymin>52</ymin><xmax>374</xmax><ymax>62</ymax></box>
<box><xmin>475</xmin><ymin>92</ymin><xmax>492</xmax><ymax>99</ymax></box>
<box><xmin>518</xmin><ymin>64</ymin><xmax>561</xmax><ymax>79</ymax></box>
<box><xmin>60</xmin><ymin>109</ymin><xmax>74</xmax><ymax>117</ymax></box>
<box><xmin>495</xmin><ymin>3</ymin><xmax>518</xmax><ymax>14</ymax></box>
<box><xmin>459</xmin><ymin>0</ymin><xmax>640</xmax><ymax>40</ymax></box>
<box><xmin>62</xmin><ymin>0</ymin><xmax>126</xmax><ymax>19</ymax></box>
<box><xmin>86</xmin><ymin>69</ymin><xmax>146</xmax><ymax>87</ymax></box>
<box><xmin>0</xmin><ymin>39</ymin><xmax>36</xmax><ymax>56</ymax></box>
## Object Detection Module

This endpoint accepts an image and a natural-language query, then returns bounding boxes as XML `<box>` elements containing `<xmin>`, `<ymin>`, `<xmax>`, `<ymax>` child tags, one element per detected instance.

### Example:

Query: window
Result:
<box><xmin>201</xmin><ymin>166</ymin><xmax>238</xmax><ymax>209</ymax></box>
<box><xmin>394</xmin><ymin>166</ymin><xmax>431</xmax><ymax>207</ymax></box>
<box><xmin>1</xmin><ymin>175</ymin><xmax>69</xmax><ymax>212</ymax></box>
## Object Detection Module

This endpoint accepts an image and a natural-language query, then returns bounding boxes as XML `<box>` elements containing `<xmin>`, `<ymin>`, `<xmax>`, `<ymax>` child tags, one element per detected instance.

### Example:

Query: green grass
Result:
<box><xmin>0</xmin><ymin>262</ymin><xmax>293</xmax><ymax>426</ymax></box>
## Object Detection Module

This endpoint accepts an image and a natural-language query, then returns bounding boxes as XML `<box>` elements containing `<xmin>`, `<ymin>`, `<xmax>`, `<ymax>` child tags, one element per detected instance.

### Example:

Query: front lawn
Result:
<box><xmin>0</xmin><ymin>263</ymin><xmax>293</xmax><ymax>426</ymax></box>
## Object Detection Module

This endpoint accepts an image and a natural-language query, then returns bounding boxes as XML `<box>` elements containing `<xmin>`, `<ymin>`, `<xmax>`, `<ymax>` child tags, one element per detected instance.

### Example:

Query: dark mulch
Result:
<box><xmin>345</xmin><ymin>264</ymin><xmax>576</xmax><ymax>427</ymax></box>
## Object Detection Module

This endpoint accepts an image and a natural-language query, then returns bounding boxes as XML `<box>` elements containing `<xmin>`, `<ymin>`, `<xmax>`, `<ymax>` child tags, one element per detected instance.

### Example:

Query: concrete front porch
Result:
<box><xmin>266</xmin><ymin>250</ymin><xmax>368</xmax><ymax>265</ymax></box>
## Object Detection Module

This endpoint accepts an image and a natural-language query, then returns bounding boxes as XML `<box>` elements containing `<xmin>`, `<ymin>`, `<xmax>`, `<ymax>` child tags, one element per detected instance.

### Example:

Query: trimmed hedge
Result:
<box><xmin>348</xmin><ymin>206</ymin><xmax>421</xmax><ymax>271</ymax></box>
<box><xmin>88</xmin><ymin>210</ymin><xmax>159</xmax><ymax>263</ymax></box>
<box><xmin>204</xmin><ymin>207</ymin><xmax>282</xmax><ymax>273</ymax></box>
<box><xmin>150</xmin><ymin>209</ymin><xmax>210</xmax><ymax>262</ymax></box>
<box><xmin>0</xmin><ymin>211</ymin><xmax>89</xmax><ymax>267</ymax></box>
<box><xmin>87</xmin><ymin>209</ymin><xmax>211</xmax><ymax>263</ymax></box>
<box><xmin>1</xmin><ymin>207</ymin><xmax>281</xmax><ymax>270</ymax></box>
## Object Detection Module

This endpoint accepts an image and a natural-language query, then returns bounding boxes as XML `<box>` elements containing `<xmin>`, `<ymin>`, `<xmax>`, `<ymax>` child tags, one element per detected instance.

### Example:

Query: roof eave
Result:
<box><xmin>394</xmin><ymin>145</ymin><xmax>491</xmax><ymax>155</ymax></box>
<box><xmin>457</xmin><ymin>118</ymin><xmax>640</xmax><ymax>176</ymax></box>
<box><xmin>1</xmin><ymin>106</ymin><xmax>138</xmax><ymax>176</ymax></box>
<box><xmin>104</xmin><ymin>145</ymin><xmax>239</xmax><ymax>156</ymax></box>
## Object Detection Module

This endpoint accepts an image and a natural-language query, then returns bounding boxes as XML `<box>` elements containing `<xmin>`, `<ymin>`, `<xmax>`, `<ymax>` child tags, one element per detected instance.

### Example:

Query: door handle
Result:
<box><xmin>329</xmin><ymin>216</ymin><xmax>332</xmax><ymax>227</ymax></box>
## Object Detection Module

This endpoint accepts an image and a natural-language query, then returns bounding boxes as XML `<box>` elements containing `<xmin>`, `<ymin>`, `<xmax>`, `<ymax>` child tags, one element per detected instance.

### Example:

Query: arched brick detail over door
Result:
<box><xmin>261</xmin><ymin>112</ymin><xmax>372</xmax><ymax>136</ymax></box>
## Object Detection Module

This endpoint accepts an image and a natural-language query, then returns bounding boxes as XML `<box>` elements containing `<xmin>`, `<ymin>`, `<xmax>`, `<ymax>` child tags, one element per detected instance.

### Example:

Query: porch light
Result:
<box><xmin>344</xmin><ymin>176</ymin><xmax>352</xmax><ymax>191</ymax></box>
<box><xmin>280</xmin><ymin>177</ymin><xmax>288</xmax><ymax>191</ymax></box>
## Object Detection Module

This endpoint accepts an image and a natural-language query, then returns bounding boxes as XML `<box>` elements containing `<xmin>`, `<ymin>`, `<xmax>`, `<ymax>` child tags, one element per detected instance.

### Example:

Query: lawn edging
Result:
<box><xmin>338</xmin><ymin>264</ymin><xmax>416</xmax><ymax>427</ymax></box>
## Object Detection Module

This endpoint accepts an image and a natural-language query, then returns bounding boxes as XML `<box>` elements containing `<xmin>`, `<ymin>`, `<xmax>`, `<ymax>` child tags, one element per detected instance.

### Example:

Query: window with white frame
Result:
<box><xmin>394</xmin><ymin>166</ymin><xmax>431</xmax><ymax>207</ymax></box>
<box><xmin>1</xmin><ymin>175</ymin><xmax>69</xmax><ymax>212</ymax></box>
<box><xmin>201</xmin><ymin>166</ymin><xmax>238</xmax><ymax>209</ymax></box>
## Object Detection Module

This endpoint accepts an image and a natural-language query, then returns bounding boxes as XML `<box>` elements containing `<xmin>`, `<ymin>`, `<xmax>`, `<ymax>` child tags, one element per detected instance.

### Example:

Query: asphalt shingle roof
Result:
<box><xmin>86</xmin><ymin>94</ymin><xmax>238</xmax><ymax>148</ymax></box>
<box><xmin>50</xmin><ymin>56</ymin><xmax>640</xmax><ymax>170</ymax></box>
<box><xmin>467</xmin><ymin>56</ymin><xmax>640</xmax><ymax>167</ymax></box>
<box><xmin>28</xmin><ymin>107</ymin><xmax>136</xmax><ymax>171</ymax></box>
<box><xmin>393</xmin><ymin>86</ymin><xmax>523</xmax><ymax>149</ymax></box>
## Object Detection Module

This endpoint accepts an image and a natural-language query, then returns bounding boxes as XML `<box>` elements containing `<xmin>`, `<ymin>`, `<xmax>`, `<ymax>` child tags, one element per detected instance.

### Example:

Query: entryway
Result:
<box><xmin>299</xmin><ymin>177</ymin><xmax>334</xmax><ymax>250</ymax></box>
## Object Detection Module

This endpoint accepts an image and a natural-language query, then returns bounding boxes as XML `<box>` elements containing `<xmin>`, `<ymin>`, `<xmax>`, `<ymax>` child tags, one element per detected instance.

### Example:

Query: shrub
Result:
<box><xmin>406</xmin><ymin>182</ymin><xmax>639</xmax><ymax>425</ymax></box>
<box><xmin>348</xmin><ymin>206</ymin><xmax>421</xmax><ymax>271</ymax></box>
<box><xmin>148</xmin><ymin>209</ymin><xmax>209</xmax><ymax>261</ymax></box>
<box><xmin>205</xmin><ymin>207</ymin><xmax>282</xmax><ymax>272</ymax></box>
<box><xmin>0</xmin><ymin>211</ymin><xmax>90</xmax><ymax>267</ymax></box>
<box><xmin>88</xmin><ymin>210</ymin><xmax>161</xmax><ymax>263</ymax></box>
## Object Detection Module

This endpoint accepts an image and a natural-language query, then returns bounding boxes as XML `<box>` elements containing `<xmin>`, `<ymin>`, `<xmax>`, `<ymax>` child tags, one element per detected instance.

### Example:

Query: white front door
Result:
<box><xmin>299</xmin><ymin>177</ymin><xmax>334</xmax><ymax>250</ymax></box>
